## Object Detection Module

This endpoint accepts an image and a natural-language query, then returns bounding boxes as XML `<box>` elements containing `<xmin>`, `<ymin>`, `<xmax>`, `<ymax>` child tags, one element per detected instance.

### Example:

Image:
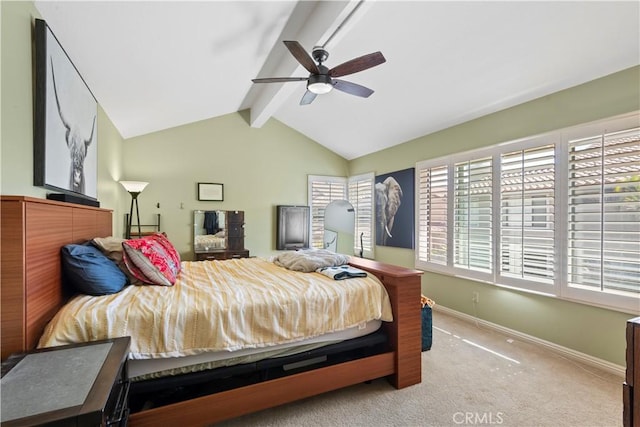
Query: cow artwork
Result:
<box><xmin>50</xmin><ymin>59</ymin><xmax>96</xmax><ymax>195</ymax></box>
<box><xmin>34</xmin><ymin>19</ymin><xmax>98</xmax><ymax>201</ymax></box>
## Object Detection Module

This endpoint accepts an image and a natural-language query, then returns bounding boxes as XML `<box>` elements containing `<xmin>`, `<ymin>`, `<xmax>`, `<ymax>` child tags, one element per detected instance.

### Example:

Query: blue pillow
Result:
<box><xmin>61</xmin><ymin>244</ymin><xmax>127</xmax><ymax>295</ymax></box>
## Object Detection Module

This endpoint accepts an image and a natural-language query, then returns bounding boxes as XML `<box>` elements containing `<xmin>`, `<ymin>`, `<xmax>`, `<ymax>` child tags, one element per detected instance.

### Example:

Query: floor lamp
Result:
<box><xmin>120</xmin><ymin>181</ymin><xmax>149</xmax><ymax>239</ymax></box>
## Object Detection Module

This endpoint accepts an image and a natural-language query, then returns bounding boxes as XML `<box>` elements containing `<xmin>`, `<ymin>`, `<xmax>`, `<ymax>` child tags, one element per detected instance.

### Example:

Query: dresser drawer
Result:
<box><xmin>196</xmin><ymin>251</ymin><xmax>229</xmax><ymax>261</ymax></box>
<box><xmin>195</xmin><ymin>250</ymin><xmax>249</xmax><ymax>261</ymax></box>
<box><xmin>227</xmin><ymin>250</ymin><xmax>250</xmax><ymax>259</ymax></box>
<box><xmin>226</xmin><ymin>211</ymin><xmax>244</xmax><ymax>224</ymax></box>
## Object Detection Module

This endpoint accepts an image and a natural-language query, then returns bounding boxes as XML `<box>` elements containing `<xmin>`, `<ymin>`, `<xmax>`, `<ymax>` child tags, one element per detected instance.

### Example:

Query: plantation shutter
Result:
<box><xmin>454</xmin><ymin>157</ymin><xmax>493</xmax><ymax>272</ymax></box>
<box><xmin>567</xmin><ymin>127</ymin><xmax>640</xmax><ymax>295</ymax></box>
<box><xmin>417</xmin><ymin>165</ymin><xmax>448</xmax><ymax>265</ymax></box>
<box><xmin>348</xmin><ymin>173</ymin><xmax>374</xmax><ymax>258</ymax></box>
<box><xmin>500</xmin><ymin>145</ymin><xmax>556</xmax><ymax>283</ymax></box>
<box><xmin>308</xmin><ymin>176</ymin><xmax>347</xmax><ymax>249</ymax></box>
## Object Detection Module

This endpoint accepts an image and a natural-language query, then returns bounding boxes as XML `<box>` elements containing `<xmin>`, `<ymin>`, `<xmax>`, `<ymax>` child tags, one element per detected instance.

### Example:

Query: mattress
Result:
<box><xmin>39</xmin><ymin>257</ymin><xmax>393</xmax><ymax>370</ymax></box>
<box><xmin>129</xmin><ymin>319</ymin><xmax>381</xmax><ymax>380</ymax></box>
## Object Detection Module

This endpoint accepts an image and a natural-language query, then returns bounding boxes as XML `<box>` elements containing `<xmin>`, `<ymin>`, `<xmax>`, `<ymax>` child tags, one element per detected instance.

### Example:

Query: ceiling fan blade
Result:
<box><xmin>328</xmin><ymin>51</ymin><xmax>386</xmax><ymax>78</ymax></box>
<box><xmin>252</xmin><ymin>77</ymin><xmax>308</xmax><ymax>83</ymax></box>
<box><xmin>300</xmin><ymin>90</ymin><xmax>317</xmax><ymax>105</ymax></box>
<box><xmin>333</xmin><ymin>79</ymin><xmax>374</xmax><ymax>98</ymax></box>
<box><xmin>283</xmin><ymin>41</ymin><xmax>320</xmax><ymax>74</ymax></box>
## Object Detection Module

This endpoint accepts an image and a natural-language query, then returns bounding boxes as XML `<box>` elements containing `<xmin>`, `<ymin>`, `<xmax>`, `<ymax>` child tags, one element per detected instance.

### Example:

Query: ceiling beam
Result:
<box><xmin>247</xmin><ymin>0</ymin><xmax>368</xmax><ymax>128</ymax></box>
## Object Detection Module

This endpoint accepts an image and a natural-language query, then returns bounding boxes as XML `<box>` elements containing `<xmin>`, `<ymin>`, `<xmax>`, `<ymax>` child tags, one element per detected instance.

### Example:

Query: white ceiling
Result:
<box><xmin>34</xmin><ymin>1</ymin><xmax>640</xmax><ymax>160</ymax></box>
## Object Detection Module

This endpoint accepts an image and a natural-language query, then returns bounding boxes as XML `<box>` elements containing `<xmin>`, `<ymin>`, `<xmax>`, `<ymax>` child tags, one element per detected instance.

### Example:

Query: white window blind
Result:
<box><xmin>567</xmin><ymin>127</ymin><xmax>640</xmax><ymax>296</ymax></box>
<box><xmin>417</xmin><ymin>165</ymin><xmax>448</xmax><ymax>265</ymax></box>
<box><xmin>348</xmin><ymin>173</ymin><xmax>374</xmax><ymax>258</ymax></box>
<box><xmin>308</xmin><ymin>176</ymin><xmax>347</xmax><ymax>249</ymax></box>
<box><xmin>414</xmin><ymin>113</ymin><xmax>639</xmax><ymax>313</ymax></box>
<box><xmin>454</xmin><ymin>157</ymin><xmax>493</xmax><ymax>273</ymax></box>
<box><xmin>500</xmin><ymin>145</ymin><xmax>555</xmax><ymax>283</ymax></box>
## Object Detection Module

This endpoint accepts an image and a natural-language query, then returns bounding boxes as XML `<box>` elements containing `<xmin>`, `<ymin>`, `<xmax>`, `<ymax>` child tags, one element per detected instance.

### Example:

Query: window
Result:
<box><xmin>416</xmin><ymin>113</ymin><xmax>639</xmax><ymax>313</ymax></box>
<box><xmin>500</xmin><ymin>145</ymin><xmax>555</xmax><ymax>286</ymax></box>
<box><xmin>308</xmin><ymin>176</ymin><xmax>346</xmax><ymax>249</ymax></box>
<box><xmin>348</xmin><ymin>173</ymin><xmax>375</xmax><ymax>258</ymax></box>
<box><xmin>454</xmin><ymin>157</ymin><xmax>493</xmax><ymax>274</ymax></box>
<box><xmin>308</xmin><ymin>174</ymin><xmax>375</xmax><ymax>256</ymax></box>
<box><xmin>566</xmin><ymin>126</ymin><xmax>640</xmax><ymax>306</ymax></box>
<box><xmin>417</xmin><ymin>165</ymin><xmax>448</xmax><ymax>265</ymax></box>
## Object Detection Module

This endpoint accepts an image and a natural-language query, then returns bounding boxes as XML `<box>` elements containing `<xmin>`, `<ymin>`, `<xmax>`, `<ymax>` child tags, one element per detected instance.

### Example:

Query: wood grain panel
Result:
<box><xmin>97</xmin><ymin>209</ymin><xmax>113</xmax><ymax>238</ymax></box>
<box><xmin>25</xmin><ymin>202</ymin><xmax>72</xmax><ymax>350</ymax></box>
<box><xmin>349</xmin><ymin>257</ymin><xmax>423</xmax><ymax>388</ymax></box>
<box><xmin>72</xmin><ymin>207</ymin><xmax>97</xmax><ymax>243</ymax></box>
<box><xmin>1</xmin><ymin>200</ymin><xmax>27</xmax><ymax>360</ymax></box>
<box><xmin>1</xmin><ymin>196</ymin><xmax>113</xmax><ymax>359</ymax></box>
<box><xmin>129</xmin><ymin>352</ymin><xmax>395</xmax><ymax>427</ymax></box>
<box><xmin>72</xmin><ymin>207</ymin><xmax>113</xmax><ymax>242</ymax></box>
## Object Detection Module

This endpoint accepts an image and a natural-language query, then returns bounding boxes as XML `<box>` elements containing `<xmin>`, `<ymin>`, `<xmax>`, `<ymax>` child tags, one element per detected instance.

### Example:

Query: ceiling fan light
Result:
<box><xmin>307</xmin><ymin>74</ymin><xmax>333</xmax><ymax>94</ymax></box>
<box><xmin>308</xmin><ymin>82</ymin><xmax>333</xmax><ymax>95</ymax></box>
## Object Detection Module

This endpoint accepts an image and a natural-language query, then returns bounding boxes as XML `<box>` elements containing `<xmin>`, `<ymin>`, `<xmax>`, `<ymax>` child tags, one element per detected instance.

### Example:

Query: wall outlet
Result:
<box><xmin>472</xmin><ymin>292</ymin><xmax>480</xmax><ymax>304</ymax></box>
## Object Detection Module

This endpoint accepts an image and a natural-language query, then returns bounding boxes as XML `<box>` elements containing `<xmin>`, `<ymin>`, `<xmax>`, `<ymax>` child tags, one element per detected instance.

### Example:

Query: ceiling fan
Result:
<box><xmin>252</xmin><ymin>40</ymin><xmax>386</xmax><ymax>105</ymax></box>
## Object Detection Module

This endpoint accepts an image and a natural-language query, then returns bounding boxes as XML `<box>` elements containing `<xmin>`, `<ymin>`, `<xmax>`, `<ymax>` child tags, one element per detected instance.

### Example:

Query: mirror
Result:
<box><xmin>194</xmin><ymin>210</ymin><xmax>227</xmax><ymax>251</ymax></box>
<box><xmin>323</xmin><ymin>200</ymin><xmax>355</xmax><ymax>255</ymax></box>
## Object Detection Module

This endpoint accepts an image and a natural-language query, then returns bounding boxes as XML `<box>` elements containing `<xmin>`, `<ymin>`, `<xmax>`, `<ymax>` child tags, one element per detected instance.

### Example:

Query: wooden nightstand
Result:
<box><xmin>1</xmin><ymin>337</ymin><xmax>130</xmax><ymax>427</ymax></box>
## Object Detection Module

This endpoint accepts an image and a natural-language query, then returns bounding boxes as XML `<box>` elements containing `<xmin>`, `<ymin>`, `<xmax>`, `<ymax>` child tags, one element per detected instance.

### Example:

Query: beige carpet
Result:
<box><xmin>218</xmin><ymin>310</ymin><xmax>622</xmax><ymax>427</ymax></box>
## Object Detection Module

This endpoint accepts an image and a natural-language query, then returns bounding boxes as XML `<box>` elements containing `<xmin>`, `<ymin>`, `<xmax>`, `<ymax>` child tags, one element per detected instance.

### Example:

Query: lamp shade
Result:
<box><xmin>119</xmin><ymin>181</ymin><xmax>149</xmax><ymax>193</ymax></box>
<box><xmin>307</xmin><ymin>74</ymin><xmax>333</xmax><ymax>95</ymax></box>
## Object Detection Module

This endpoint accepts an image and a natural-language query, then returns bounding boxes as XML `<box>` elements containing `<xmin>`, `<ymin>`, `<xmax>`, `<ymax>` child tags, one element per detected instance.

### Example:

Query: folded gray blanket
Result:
<box><xmin>272</xmin><ymin>248</ymin><xmax>351</xmax><ymax>273</ymax></box>
<box><xmin>316</xmin><ymin>265</ymin><xmax>367</xmax><ymax>280</ymax></box>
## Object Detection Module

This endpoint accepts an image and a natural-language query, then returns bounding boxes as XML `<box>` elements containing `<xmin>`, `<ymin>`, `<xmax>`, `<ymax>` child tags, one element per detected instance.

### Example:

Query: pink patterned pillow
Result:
<box><xmin>122</xmin><ymin>233</ymin><xmax>181</xmax><ymax>286</ymax></box>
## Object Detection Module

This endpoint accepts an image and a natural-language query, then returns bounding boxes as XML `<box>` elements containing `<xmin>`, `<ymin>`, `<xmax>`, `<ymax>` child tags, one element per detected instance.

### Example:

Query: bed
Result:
<box><xmin>1</xmin><ymin>196</ymin><xmax>423</xmax><ymax>426</ymax></box>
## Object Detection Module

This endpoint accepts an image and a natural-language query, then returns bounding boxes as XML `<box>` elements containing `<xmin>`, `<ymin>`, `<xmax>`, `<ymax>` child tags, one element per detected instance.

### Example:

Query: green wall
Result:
<box><xmin>349</xmin><ymin>66</ymin><xmax>640</xmax><ymax>367</ymax></box>
<box><xmin>1</xmin><ymin>0</ymin><xmax>125</xmax><ymax>234</ymax></box>
<box><xmin>2</xmin><ymin>0</ymin><xmax>637</xmax><ymax>367</ymax></box>
<box><xmin>121</xmin><ymin>111</ymin><xmax>348</xmax><ymax>259</ymax></box>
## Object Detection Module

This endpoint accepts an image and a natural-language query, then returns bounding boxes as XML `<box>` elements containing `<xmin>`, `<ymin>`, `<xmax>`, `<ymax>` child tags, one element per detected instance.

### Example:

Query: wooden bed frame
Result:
<box><xmin>1</xmin><ymin>196</ymin><xmax>423</xmax><ymax>426</ymax></box>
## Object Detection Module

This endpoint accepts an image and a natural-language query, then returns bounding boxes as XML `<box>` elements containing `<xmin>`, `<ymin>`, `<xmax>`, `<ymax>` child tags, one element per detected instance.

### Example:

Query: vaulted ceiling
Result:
<box><xmin>34</xmin><ymin>1</ymin><xmax>640</xmax><ymax>160</ymax></box>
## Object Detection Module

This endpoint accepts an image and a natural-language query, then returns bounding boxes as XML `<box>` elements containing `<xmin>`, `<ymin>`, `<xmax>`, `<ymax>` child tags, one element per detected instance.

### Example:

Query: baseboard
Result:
<box><xmin>433</xmin><ymin>304</ymin><xmax>625</xmax><ymax>378</ymax></box>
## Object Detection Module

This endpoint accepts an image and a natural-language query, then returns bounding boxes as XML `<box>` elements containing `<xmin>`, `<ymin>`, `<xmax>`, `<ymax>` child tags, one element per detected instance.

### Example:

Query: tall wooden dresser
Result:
<box><xmin>625</xmin><ymin>317</ymin><xmax>640</xmax><ymax>427</ymax></box>
<box><xmin>194</xmin><ymin>210</ymin><xmax>249</xmax><ymax>261</ymax></box>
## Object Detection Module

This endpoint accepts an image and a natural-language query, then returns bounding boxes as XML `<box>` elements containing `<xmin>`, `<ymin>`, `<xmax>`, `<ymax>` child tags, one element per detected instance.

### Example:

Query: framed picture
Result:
<box><xmin>33</xmin><ymin>19</ymin><xmax>98</xmax><ymax>202</ymax></box>
<box><xmin>198</xmin><ymin>183</ymin><xmax>224</xmax><ymax>201</ymax></box>
<box><xmin>375</xmin><ymin>167</ymin><xmax>415</xmax><ymax>249</ymax></box>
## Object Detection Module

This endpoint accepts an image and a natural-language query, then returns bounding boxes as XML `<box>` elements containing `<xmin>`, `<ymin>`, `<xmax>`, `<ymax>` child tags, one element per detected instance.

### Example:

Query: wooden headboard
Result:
<box><xmin>1</xmin><ymin>196</ymin><xmax>113</xmax><ymax>360</ymax></box>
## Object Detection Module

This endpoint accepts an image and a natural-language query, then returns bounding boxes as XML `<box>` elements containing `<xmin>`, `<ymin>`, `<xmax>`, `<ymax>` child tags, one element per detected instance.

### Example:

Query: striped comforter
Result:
<box><xmin>38</xmin><ymin>257</ymin><xmax>393</xmax><ymax>359</ymax></box>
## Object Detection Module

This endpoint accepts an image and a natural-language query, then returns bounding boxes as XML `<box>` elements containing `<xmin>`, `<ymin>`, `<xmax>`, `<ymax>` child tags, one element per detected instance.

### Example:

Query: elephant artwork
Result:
<box><xmin>375</xmin><ymin>168</ymin><xmax>415</xmax><ymax>249</ymax></box>
<box><xmin>376</xmin><ymin>177</ymin><xmax>403</xmax><ymax>246</ymax></box>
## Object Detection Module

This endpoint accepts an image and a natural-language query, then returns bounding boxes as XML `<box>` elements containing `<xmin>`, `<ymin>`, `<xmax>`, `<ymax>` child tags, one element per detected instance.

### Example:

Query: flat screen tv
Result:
<box><xmin>276</xmin><ymin>205</ymin><xmax>310</xmax><ymax>250</ymax></box>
